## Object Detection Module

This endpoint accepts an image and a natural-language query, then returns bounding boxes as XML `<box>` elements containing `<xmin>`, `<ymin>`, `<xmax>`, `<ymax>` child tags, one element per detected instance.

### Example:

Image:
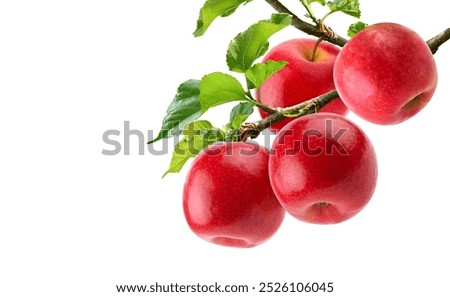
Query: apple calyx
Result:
<box><xmin>315</xmin><ymin>202</ymin><xmax>330</xmax><ymax>207</ymax></box>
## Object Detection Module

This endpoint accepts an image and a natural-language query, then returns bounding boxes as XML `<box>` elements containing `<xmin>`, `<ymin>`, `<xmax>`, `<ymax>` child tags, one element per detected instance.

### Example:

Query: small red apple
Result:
<box><xmin>333</xmin><ymin>22</ymin><xmax>438</xmax><ymax>125</ymax></box>
<box><xmin>269</xmin><ymin>113</ymin><xmax>377</xmax><ymax>224</ymax></box>
<box><xmin>183</xmin><ymin>142</ymin><xmax>285</xmax><ymax>248</ymax></box>
<box><xmin>257</xmin><ymin>38</ymin><xmax>348</xmax><ymax>131</ymax></box>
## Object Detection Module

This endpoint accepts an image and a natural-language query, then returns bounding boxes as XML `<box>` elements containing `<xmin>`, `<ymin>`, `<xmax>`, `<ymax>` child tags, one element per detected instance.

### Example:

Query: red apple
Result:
<box><xmin>257</xmin><ymin>38</ymin><xmax>348</xmax><ymax>131</ymax></box>
<box><xmin>269</xmin><ymin>113</ymin><xmax>377</xmax><ymax>224</ymax></box>
<box><xmin>183</xmin><ymin>142</ymin><xmax>285</xmax><ymax>248</ymax></box>
<box><xmin>334</xmin><ymin>23</ymin><xmax>438</xmax><ymax>125</ymax></box>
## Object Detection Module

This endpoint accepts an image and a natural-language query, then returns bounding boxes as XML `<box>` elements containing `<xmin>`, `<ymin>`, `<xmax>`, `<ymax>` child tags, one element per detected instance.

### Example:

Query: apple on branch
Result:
<box><xmin>183</xmin><ymin>142</ymin><xmax>285</xmax><ymax>248</ymax></box>
<box><xmin>257</xmin><ymin>38</ymin><xmax>348</xmax><ymax>131</ymax></box>
<box><xmin>269</xmin><ymin>113</ymin><xmax>378</xmax><ymax>224</ymax></box>
<box><xmin>334</xmin><ymin>22</ymin><xmax>438</xmax><ymax>125</ymax></box>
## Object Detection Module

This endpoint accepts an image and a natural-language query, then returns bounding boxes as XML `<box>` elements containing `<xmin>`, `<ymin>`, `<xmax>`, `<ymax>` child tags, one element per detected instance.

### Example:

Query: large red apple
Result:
<box><xmin>334</xmin><ymin>23</ymin><xmax>438</xmax><ymax>125</ymax></box>
<box><xmin>257</xmin><ymin>38</ymin><xmax>348</xmax><ymax>131</ymax></box>
<box><xmin>269</xmin><ymin>113</ymin><xmax>377</xmax><ymax>224</ymax></box>
<box><xmin>183</xmin><ymin>142</ymin><xmax>285</xmax><ymax>248</ymax></box>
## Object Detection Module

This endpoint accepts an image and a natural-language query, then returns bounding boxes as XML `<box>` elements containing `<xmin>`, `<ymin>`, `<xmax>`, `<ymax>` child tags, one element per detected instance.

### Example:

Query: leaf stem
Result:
<box><xmin>245</xmin><ymin>90</ymin><xmax>255</xmax><ymax>100</ymax></box>
<box><xmin>300</xmin><ymin>0</ymin><xmax>318</xmax><ymax>23</ymax></box>
<box><xmin>246</xmin><ymin>96</ymin><xmax>277</xmax><ymax>114</ymax></box>
<box><xmin>321</xmin><ymin>10</ymin><xmax>335</xmax><ymax>22</ymax></box>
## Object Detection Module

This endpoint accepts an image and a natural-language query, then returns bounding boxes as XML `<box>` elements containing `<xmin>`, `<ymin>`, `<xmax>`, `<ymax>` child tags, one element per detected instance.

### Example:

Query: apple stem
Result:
<box><xmin>311</xmin><ymin>36</ymin><xmax>324</xmax><ymax>62</ymax></box>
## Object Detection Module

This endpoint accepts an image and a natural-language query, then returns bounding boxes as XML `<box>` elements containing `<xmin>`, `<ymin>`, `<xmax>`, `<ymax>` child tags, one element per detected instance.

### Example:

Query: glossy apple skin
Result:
<box><xmin>183</xmin><ymin>142</ymin><xmax>285</xmax><ymax>248</ymax></box>
<box><xmin>334</xmin><ymin>23</ymin><xmax>438</xmax><ymax>125</ymax></box>
<box><xmin>269</xmin><ymin>113</ymin><xmax>377</xmax><ymax>224</ymax></box>
<box><xmin>257</xmin><ymin>38</ymin><xmax>348</xmax><ymax>131</ymax></box>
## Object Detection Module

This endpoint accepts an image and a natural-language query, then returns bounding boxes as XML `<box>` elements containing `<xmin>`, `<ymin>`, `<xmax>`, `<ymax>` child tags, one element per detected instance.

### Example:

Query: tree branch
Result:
<box><xmin>238</xmin><ymin>90</ymin><xmax>339</xmax><ymax>141</ymax></box>
<box><xmin>264</xmin><ymin>0</ymin><xmax>348</xmax><ymax>47</ymax></box>
<box><xmin>427</xmin><ymin>28</ymin><xmax>450</xmax><ymax>54</ymax></box>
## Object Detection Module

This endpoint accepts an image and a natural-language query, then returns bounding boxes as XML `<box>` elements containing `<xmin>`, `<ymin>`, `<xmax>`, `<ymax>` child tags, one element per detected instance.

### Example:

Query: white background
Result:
<box><xmin>1</xmin><ymin>0</ymin><xmax>449</xmax><ymax>296</ymax></box>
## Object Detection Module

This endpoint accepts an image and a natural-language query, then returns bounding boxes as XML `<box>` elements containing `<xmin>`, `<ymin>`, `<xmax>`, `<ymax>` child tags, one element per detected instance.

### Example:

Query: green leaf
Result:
<box><xmin>348</xmin><ymin>21</ymin><xmax>368</xmax><ymax>37</ymax></box>
<box><xmin>163</xmin><ymin>121</ymin><xmax>225</xmax><ymax>177</ymax></box>
<box><xmin>245</xmin><ymin>60</ymin><xmax>288</xmax><ymax>89</ymax></box>
<box><xmin>149</xmin><ymin>80</ymin><xmax>201</xmax><ymax>144</ymax></box>
<box><xmin>182</xmin><ymin>120</ymin><xmax>213</xmax><ymax>139</ymax></box>
<box><xmin>229</xmin><ymin>102</ymin><xmax>254</xmax><ymax>129</ymax></box>
<box><xmin>199</xmin><ymin>72</ymin><xmax>246</xmax><ymax>113</ymax></box>
<box><xmin>194</xmin><ymin>0</ymin><xmax>253</xmax><ymax>37</ymax></box>
<box><xmin>326</xmin><ymin>0</ymin><xmax>361</xmax><ymax>18</ymax></box>
<box><xmin>226</xmin><ymin>13</ymin><xmax>292</xmax><ymax>73</ymax></box>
